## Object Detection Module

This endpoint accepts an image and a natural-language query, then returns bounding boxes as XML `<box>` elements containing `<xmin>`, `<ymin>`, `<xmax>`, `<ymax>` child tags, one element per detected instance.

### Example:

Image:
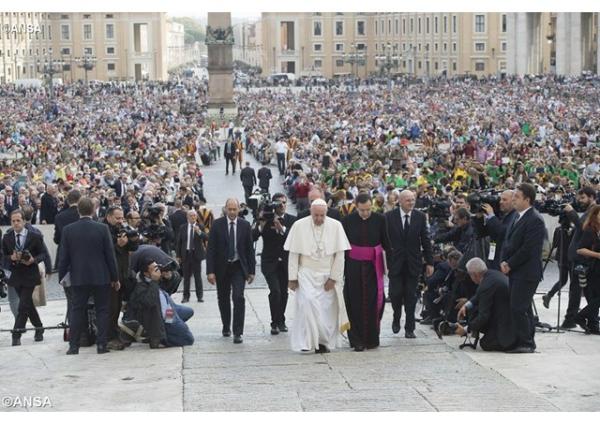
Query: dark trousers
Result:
<box><xmin>276</xmin><ymin>153</ymin><xmax>286</xmax><ymax>175</ymax></box>
<box><xmin>216</xmin><ymin>261</ymin><xmax>246</xmax><ymax>336</ymax></box>
<box><xmin>243</xmin><ymin>185</ymin><xmax>253</xmax><ymax>203</ymax></box>
<box><xmin>182</xmin><ymin>256</ymin><xmax>203</xmax><ymax>300</ymax></box>
<box><xmin>225</xmin><ymin>155</ymin><xmax>236</xmax><ymax>174</ymax></box>
<box><xmin>547</xmin><ymin>264</ymin><xmax>582</xmax><ymax>321</ymax></box>
<box><xmin>108</xmin><ymin>287</ymin><xmax>122</xmax><ymax>340</ymax></box>
<box><xmin>13</xmin><ymin>285</ymin><xmax>42</xmax><ymax>333</ymax></box>
<box><xmin>261</xmin><ymin>259</ymin><xmax>288</xmax><ymax>327</ymax></box>
<box><xmin>509</xmin><ymin>278</ymin><xmax>538</xmax><ymax>349</ymax></box>
<box><xmin>70</xmin><ymin>285</ymin><xmax>110</xmax><ymax>348</ymax></box>
<box><xmin>579</xmin><ymin>282</ymin><xmax>600</xmax><ymax>330</ymax></box>
<box><xmin>389</xmin><ymin>266</ymin><xmax>419</xmax><ymax>332</ymax></box>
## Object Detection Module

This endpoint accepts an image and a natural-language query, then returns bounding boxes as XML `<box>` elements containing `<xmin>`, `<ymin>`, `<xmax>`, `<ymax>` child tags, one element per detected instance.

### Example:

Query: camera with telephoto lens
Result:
<box><xmin>258</xmin><ymin>199</ymin><xmax>282</xmax><ymax>222</ymax></box>
<box><xmin>574</xmin><ymin>264</ymin><xmax>589</xmax><ymax>288</ymax></box>
<box><xmin>115</xmin><ymin>225</ymin><xmax>141</xmax><ymax>252</ymax></box>
<box><xmin>467</xmin><ymin>191</ymin><xmax>501</xmax><ymax>215</ymax></box>
<box><xmin>19</xmin><ymin>250</ymin><xmax>32</xmax><ymax>263</ymax></box>
<box><xmin>427</xmin><ymin>198</ymin><xmax>452</xmax><ymax>219</ymax></box>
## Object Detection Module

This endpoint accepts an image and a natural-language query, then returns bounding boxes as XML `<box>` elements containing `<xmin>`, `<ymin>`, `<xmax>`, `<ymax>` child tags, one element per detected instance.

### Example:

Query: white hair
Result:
<box><xmin>398</xmin><ymin>189</ymin><xmax>415</xmax><ymax>200</ymax></box>
<box><xmin>466</xmin><ymin>258</ymin><xmax>488</xmax><ymax>275</ymax></box>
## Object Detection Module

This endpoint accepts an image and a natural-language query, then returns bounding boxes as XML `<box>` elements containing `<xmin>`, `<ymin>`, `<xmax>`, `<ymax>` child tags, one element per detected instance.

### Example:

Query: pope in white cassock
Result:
<box><xmin>284</xmin><ymin>199</ymin><xmax>351</xmax><ymax>353</ymax></box>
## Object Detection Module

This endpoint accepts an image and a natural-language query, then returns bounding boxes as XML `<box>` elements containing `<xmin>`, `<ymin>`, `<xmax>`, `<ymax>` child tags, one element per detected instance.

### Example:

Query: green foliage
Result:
<box><xmin>171</xmin><ymin>17</ymin><xmax>205</xmax><ymax>44</ymax></box>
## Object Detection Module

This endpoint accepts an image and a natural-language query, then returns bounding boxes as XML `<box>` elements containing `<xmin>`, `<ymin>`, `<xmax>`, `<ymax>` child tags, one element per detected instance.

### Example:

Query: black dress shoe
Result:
<box><xmin>278</xmin><ymin>324</ymin><xmax>288</xmax><ymax>332</ymax></box>
<box><xmin>542</xmin><ymin>294</ymin><xmax>551</xmax><ymax>309</ymax></box>
<box><xmin>405</xmin><ymin>331</ymin><xmax>416</xmax><ymax>339</ymax></box>
<box><xmin>315</xmin><ymin>344</ymin><xmax>330</xmax><ymax>353</ymax></box>
<box><xmin>66</xmin><ymin>347</ymin><xmax>79</xmax><ymax>355</ymax></box>
<box><xmin>506</xmin><ymin>346</ymin><xmax>535</xmax><ymax>354</ymax></box>
<box><xmin>197</xmin><ymin>298</ymin><xmax>204</xmax><ymax>303</ymax></box>
<box><xmin>11</xmin><ymin>336</ymin><xmax>21</xmax><ymax>346</ymax></box>
<box><xmin>222</xmin><ymin>329</ymin><xmax>231</xmax><ymax>337</ymax></box>
<box><xmin>560</xmin><ymin>320</ymin><xmax>576</xmax><ymax>329</ymax></box>
<box><xmin>149</xmin><ymin>339</ymin><xmax>161</xmax><ymax>349</ymax></box>
<box><xmin>97</xmin><ymin>344</ymin><xmax>110</xmax><ymax>354</ymax></box>
<box><xmin>34</xmin><ymin>328</ymin><xmax>45</xmax><ymax>342</ymax></box>
<box><xmin>392</xmin><ymin>322</ymin><xmax>401</xmax><ymax>334</ymax></box>
<box><xmin>270</xmin><ymin>326</ymin><xmax>280</xmax><ymax>335</ymax></box>
<box><xmin>181</xmin><ymin>296</ymin><xmax>190</xmax><ymax>304</ymax></box>
<box><xmin>574</xmin><ymin>315</ymin><xmax>591</xmax><ymax>333</ymax></box>
<box><xmin>354</xmin><ymin>345</ymin><xmax>365</xmax><ymax>352</ymax></box>
<box><xmin>233</xmin><ymin>335</ymin><xmax>243</xmax><ymax>344</ymax></box>
<box><xmin>420</xmin><ymin>317</ymin><xmax>433</xmax><ymax>325</ymax></box>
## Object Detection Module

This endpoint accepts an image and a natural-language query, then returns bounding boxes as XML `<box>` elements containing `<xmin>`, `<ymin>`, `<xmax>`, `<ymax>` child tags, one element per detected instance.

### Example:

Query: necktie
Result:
<box><xmin>16</xmin><ymin>233</ymin><xmax>21</xmax><ymax>250</ymax></box>
<box><xmin>403</xmin><ymin>214</ymin><xmax>410</xmax><ymax>237</ymax></box>
<box><xmin>188</xmin><ymin>225</ymin><xmax>194</xmax><ymax>251</ymax></box>
<box><xmin>228</xmin><ymin>221</ymin><xmax>235</xmax><ymax>261</ymax></box>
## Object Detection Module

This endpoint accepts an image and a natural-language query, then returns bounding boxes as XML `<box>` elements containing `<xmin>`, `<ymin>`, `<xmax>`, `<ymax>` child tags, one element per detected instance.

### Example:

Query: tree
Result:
<box><xmin>171</xmin><ymin>17</ymin><xmax>205</xmax><ymax>44</ymax></box>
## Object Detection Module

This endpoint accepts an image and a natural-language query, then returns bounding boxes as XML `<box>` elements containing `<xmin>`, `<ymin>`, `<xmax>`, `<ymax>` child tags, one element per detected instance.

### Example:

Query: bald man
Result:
<box><xmin>206</xmin><ymin>198</ymin><xmax>255</xmax><ymax>344</ymax></box>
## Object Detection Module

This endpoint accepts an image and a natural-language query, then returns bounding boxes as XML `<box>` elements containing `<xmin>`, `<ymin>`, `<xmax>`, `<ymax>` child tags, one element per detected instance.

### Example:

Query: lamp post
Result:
<box><xmin>40</xmin><ymin>48</ymin><xmax>63</xmax><ymax>117</ymax></box>
<box><xmin>342</xmin><ymin>43</ymin><xmax>366</xmax><ymax>79</ymax></box>
<box><xmin>75</xmin><ymin>55</ymin><xmax>96</xmax><ymax>84</ymax></box>
<box><xmin>376</xmin><ymin>42</ymin><xmax>399</xmax><ymax>76</ymax></box>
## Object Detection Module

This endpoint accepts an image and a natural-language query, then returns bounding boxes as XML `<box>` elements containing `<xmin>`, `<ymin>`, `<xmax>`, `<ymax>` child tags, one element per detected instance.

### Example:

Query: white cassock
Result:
<box><xmin>284</xmin><ymin>216</ymin><xmax>351</xmax><ymax>351</ymax></box>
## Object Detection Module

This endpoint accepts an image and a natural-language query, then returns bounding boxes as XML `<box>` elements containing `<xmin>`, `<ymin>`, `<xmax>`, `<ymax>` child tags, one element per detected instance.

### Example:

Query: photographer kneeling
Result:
<box><xmin>422</xmin><ymin>249</ymin><xmax>462</xmax><ymax>325</ymax></box>
<box><xmin>434</xmin><ymin>208</ymin><xmax>473</xmax><ymax>254</ymax></box>
<box><xmin>573</xmin><ymin>205</ymin><xmax>600</xmax><ymax>334</ymax></box>
<box><xmin>456</xmin><ymin>258</ymin><xmax>516</xmax><ymax>352</ymax></box>
<box><xmin>123</xmin><ymin>258</ymin><xmax>194</xmax><ymax>348</ymax></box>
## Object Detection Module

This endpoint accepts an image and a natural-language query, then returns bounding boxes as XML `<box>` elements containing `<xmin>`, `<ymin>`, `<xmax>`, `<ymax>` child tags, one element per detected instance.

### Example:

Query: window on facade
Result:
<box><xmin>107</xmin><ymin>47</ymin><xmax>115</xmax><ymax>54</ymax></box>
<box><xmin>388</xmin><ymin>20</ymin><xmax>391</xmax><ymax>34</ymax></box>
<box><xmin>434</xmin><ymin>43</ymin><xmax>438</xmax><ymax>52</ymax></box>
<box><xmin>418</xmin><ymin>61</ymin><xmax>422</xmax><ymax>69</ymax></box>
<box><xmin>410</xmin><ymin>18</ymin><xmax>414</xmax><ymax>33</ymax></box>
<box><xmin>453</xmin><ymin>42</ymin><xmax>457</xmax><ymax>52</ymax></box>
<box><xmin>502</xmin><ymin>14</ymin><xmax>507</xmax><ymax>32</ymax></box>
<box><xmin>107</xmin><ymin>63</ymin><xmax>116</xmax><ymax>71</ymax></box>
<box><xmin>336</xmin><ymin>59</ymin><xmax>344</xmax><ymax>67</ymax></box>
<box><xmin>335</xmin><ymin>21</ymin><xmax>343</xmax><ymax>36</ymax></box>
<box><xmin>83</xmin><ymin>14</ymin><xmax>91</xmax><ymax>19</ymax></box>
<box><xmin>356</xmin><ymin>43</ymin><xmax>366</xmax><ymax>50</ymax></box>
<box><xmin>426</xmin><ymin>17</ymin><xmax>430</xmax><ymax>33</ymax></box>
<box><xmin>105</xmin><ymin>14</ymin><xmax>114</xmax><ymax>19</ymax></box>
<box><xmin>357</xmin><ymin>21</ymin><xmax>365</xmax><ymax>36</ymax></box>
<box><xmin>452</xmin><ymin>15</ymin><xmax>457</xmax><ymax>33</ymax></box>
<box><xmin>452</xmin><ymin>62</ymin><xmax>457</xmax><ymax>71</ymax></box>
<box><xmin>402</xmin><ymin>19</ymin><xmax>406</xmax><ymax>34</ymax></box>
<box><xmin>475</xmin><ymin>42</ymin><xmax>485</xmax><ymax>52</ymax></box>
<box><xmin>314</xmin><ymin>43</ymin><xmax>322</xmax><ymax>52</ymax></box>
<box><xmin>435</xmin><ymin>17</ymin><xmax>438</xmax><ymax>33</ymax></box>
<box><xmin>61</xmin><ymin>48</ymin><xmax>70</xmax><ymax>55</ymax></box>
<box><xmin>418</xmin><ymin>18</ymin><xmax>421</xmax><ymax>33</ymax></box>
<box><xmin>502</xmin><ymin>42</ymin><xmax>507</xmax><ymax>51</ymax></box>
<box><xmin>335</xmin><ymin>43</ymin><xmax>344</xmax><ymax>52</ymax></box>
<box><xmin>444</xmin><ymin>16</ymin><xmax>447</xmax><ymax>33</ymax></box>
<box><xmin>475</xmin><ymin>15</ymin><xmax>485</xmax><ymax>32</ymax></box>
<box><xmin>475</xmin><ymin>62</ymin><xmax>485</xmax><ymax>71</ymax></box>
<box><xmin>314</xmin><ymin>59</ymin><xmax>322</xmax><ymax>68</ymax></box>
<box><xmin>435</xmin><ymin>62</ymin><xmax>439</xmax><ymax>70</ymax></box>
<box><xmin>83</xmin><ymin>24</ymin><xmax>92</xmax><ymax>40</ymax></box>
<box><xmin>313</xmin><ymin>21</ymin><xmax>322</xmax><ymax>36</ymax></box>
<box><xmin>84</xmin><ymin>47</ymin><xmax>93</xmax><ymax>56</ymax></box>
<box><xmin>61</xmin><ymin>24</ymin><xmax>70</xmax><ymax>40</ymax></box>
<box><xmin>63</xmin><ymin>64</ymin><xmax>70</xmax><ymax>71</ymax></box>
<box><xmin>395</xmin><ymin>19</ymin><xmax>399</xmax><ymax>34</ymax></box>
<box><xmin>106</xmin><ymin>24</ymin><xmax>114</xmax><ymax>39</ymax></box>
<box><xmin>60</xmin><ymin>14</ymin><xmax>69</xmax><ymax>19</ymax></box>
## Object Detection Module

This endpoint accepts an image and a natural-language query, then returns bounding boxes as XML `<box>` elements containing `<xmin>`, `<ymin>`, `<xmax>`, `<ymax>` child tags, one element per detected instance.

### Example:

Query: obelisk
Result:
<box><xmin>205</xmin><ymin>12</ymin><xmax>237</xmax><ymax>120</ymax></box>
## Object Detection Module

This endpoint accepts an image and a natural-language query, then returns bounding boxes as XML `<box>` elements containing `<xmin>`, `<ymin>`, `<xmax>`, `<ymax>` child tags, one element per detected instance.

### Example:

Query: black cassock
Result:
<box><xmin>342</xmin><ymin>212</ymin><xmax>390</xmax><ymax>349</ymax></box>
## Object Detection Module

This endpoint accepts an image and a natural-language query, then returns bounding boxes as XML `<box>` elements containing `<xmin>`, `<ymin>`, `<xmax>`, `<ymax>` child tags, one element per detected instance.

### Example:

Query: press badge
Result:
<box><xmin>165</xmin><ymin>308</ymin><xmax>174</xmax><ymax>324</ymax></box>
<box><xmin>488</xmin><ymin>242</ymin><xmax>496</xmax><ymax>260</ymax></box>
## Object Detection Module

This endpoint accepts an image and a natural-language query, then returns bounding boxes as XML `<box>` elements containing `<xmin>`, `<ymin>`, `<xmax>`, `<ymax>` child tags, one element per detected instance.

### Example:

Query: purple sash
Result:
<box><xmin>348</xmin><ymin>244</ymin><xmax>385</xmax><ymax>327</ymax></box>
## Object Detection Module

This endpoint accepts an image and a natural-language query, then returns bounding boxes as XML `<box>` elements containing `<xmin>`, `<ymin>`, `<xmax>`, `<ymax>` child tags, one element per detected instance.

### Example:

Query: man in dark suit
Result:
<box><xmin>3</xmin><ymin>186</ymin><xmax>18</xmax><ymax>214</ymax></box>
<box><xmin>58</xmin><ymin>197</ymin><xmax>120</xmax><ymax>355</ymax></box>
<box><xmin>500</xmin><ymin>183</ymin><xmax>546</xmax><ymax>353</ymax></box>
<box><xmin>223</xmin><ymin>139</ymin><xmax>237</xmax><ymax>175</ymax></box>
<box><xmin>252</xmin><ymin>193</ymin><xmax>296</xmax><ymax>334</ymax></box>
<box><xmin>111</xmin><ymin>174</ymin><xmax>127</xmax><ymax>199</ymax></box>
<box><xmin>457</xmin><ymin>258</ymin><xmax>516</xmax><ymax>352</ymax></box>
<box><xmin>40</xmin><ymin>184</ymin><xmax>59</xmax><ymax>224</ymax></box>
<box><xmin>385</xmin><ymin>190</ymin><xmax>434</xmax><ymax>338</ymax></box>
<box><xmin>2</xmin><ymin>209</ymin><xmax>47</xmax><ymax>346</ymax></box>
<box><xmin>257</xmin><ymin>164</ymin><xmax>273</xmax><ymax>194</ymax></box>
<box><xmin>176</xmin><ymin>210</ymin><xmax>208</xmax><ymax>303</ymax></box>
<box><xmin>53</xmin><ymin>190</ymin><xmax>82</xmax><ymax>272</ymax></box>
<box><xmin>168</xmin><ymin>200</ymin><xmax>188</xmax><ymax>250</ymax></box>
<box><xmin>240</xmin><ymin>162</ymin><xmax>257</xmax><ymax>203</ymax></box>
<box><xmin>296</xmin><ymin>188</ymin><xmax>342</xmax><ymax>221</ymax></box>
<box><xmin>206</xmin><ymin>198</ymin><xmax>256</xmax><ymax>344</ymax></box>
<box><xmin>473</xmin><ymin>189</ymin><xmax>517</xmax><ymax>270</ymax></box>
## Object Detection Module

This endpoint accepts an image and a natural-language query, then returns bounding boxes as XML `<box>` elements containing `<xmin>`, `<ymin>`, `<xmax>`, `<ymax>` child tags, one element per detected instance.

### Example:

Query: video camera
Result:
<box><xmin>427</xmin><ymin>198</ymin><xmax>452</xmax><ymax>219</ymax></box>
<box><xmin>467</xmin><ymin>191</ymin><xmax>501</xmax><ymax>215</ymax></box>
<box><xmin>113</xmin><ymin>224</ymin><xmax>141</xmax><ymax>252</ymax></box>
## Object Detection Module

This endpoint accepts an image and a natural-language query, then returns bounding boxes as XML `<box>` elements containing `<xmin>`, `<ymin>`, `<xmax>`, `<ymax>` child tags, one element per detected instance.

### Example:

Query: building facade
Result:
<box><xmin>0</xmin><ymin>12</ymin><xmax>169</xmax><ymax>83</ymax></box>
<box><xmin>260</xmin><ymin>12</ymin><xmax>508</xmax><ymax>78</ymax></box>
<box><xmin>232</xmin><ymin>20</ymin><xmax>262</xmax><ymax>68</ymax></box>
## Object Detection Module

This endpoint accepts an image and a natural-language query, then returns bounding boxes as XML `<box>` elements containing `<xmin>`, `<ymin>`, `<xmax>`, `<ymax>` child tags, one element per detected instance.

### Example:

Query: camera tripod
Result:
<box><xmin>537</xmin><ymin>223</ymin><xmax>572</xmax><ymax>333</ymax></box>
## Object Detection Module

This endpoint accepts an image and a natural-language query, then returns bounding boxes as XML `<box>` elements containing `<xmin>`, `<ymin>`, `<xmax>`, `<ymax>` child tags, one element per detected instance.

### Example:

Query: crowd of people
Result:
<box><xmin>0</xmin><ymin>72</ymin><xmax>599</xmax><ymax>354</ymax></box>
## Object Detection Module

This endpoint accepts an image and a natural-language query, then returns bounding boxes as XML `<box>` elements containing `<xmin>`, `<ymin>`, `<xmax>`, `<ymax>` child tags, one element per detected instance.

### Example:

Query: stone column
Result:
<box><xmin>515</xmin><ymin>13</ymin><xmax>530</xmax><ymax>75</ymax></box>
<box><xmin>556</xmin><ymin>13</ymin><xmax>583</xmax><ymax>76</ymax></box>
<box><xmin>206</xmin><ymin>12</ymin><xmax>237</xmax><ymax>120</ymax></box>
<box><xmin>597</xmin><ymin>13</ymin><xmax>600</xmax><ymax>74</ymax></box>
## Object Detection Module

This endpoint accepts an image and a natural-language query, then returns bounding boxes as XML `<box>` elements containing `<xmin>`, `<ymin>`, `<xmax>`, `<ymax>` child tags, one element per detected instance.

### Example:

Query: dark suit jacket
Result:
<box><xmin>25</xmin><ymin>224</ymin><xmax>52</xmax><ymax>272</ymax></box>
<box><xmin>206</xmin><ymin>217</ymin><xmax>256</xmax><ymax>280</ymax></box>
<box><xmin>223</xmin><ymin>141</ymin><xmax>236</xmax><ymax>158</ymax></box>
<box><xmin>501</xmin><ymin>207</ymin><xmax>546</xmax><ymax>282</ymax></box>
<box><xmin>58</xmin><ymin>217</ymin><xmax>119</xmax><ymax>286</ymax></box>
<box><xmin>1</xmin><ymin>229</ymin><xmax>45</xmax><ymax>288</ymax></box>
<box><xmin>240</xmin><ymin>166</ymin><xmax>257</xmax><ymax>187</ymax></box>
<box><xmin>169</xmin><ymin>209</ymin><xmax>188</xmax><ymax>244</ymax></box>
<box><xmin>40</xmin><ymin>192</ymin><xmax>58</xmax><ymax>224</ymax></box>
<box><xmin>53</xmin><ymin>206</ymin><xmax>80</xmax><ymax>245</ymax></box>
<box><xmin>469</xmin><ymin>270</ymin><xmax>516</xmax><ymax>350</ymax></box>
<box><xmin>252</xmin><ymin>213</ymin><xmax>296</xmax><ymax>263</ymax></box>
<box><xmin>4</xmin><ymin>196</ymin><xmax>18</xmax><ymax>214</ymax></box>
<box><xmin>176</xmin><ymin>222</ymin><xmax>207</xmax><ymax>262</ymax></box>
<box><xmin>385</xmin><ymin>208</ymin><xmax>434</xmax><ymax>277</ymax></box>
<box><xmin>297</xmin><ymin>207</ymin><xmax>341</xmax><ymax>221</ymax></box>
<box><xmin>111</xmin><ymin>180</ymin><xmax>126</xmax><ymax>198</ymax></box>
<box><xmin>475</xmin><ymin>209</ymin><xmax>517</xmax><ymax>270</ymax></box>
<box><xmin>257</xmin><ymin>167</ymin><xmax>272</xmax><ymax>190</ymax></box>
